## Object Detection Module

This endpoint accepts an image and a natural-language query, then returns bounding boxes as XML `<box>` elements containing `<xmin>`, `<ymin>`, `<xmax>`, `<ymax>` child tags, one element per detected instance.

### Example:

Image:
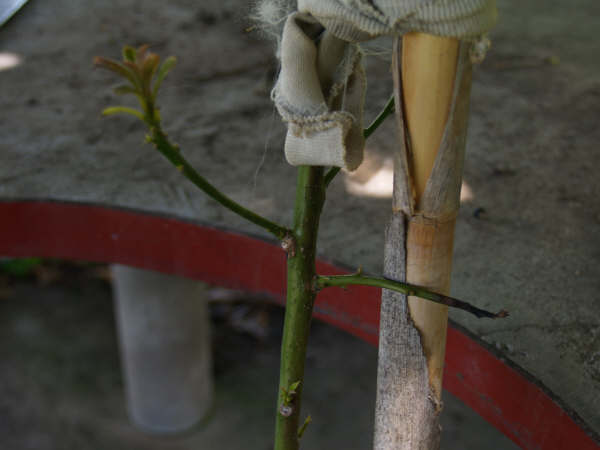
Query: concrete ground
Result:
<box><xmin>0</xmin><ymin>262</ymin><xmax>518</xmax><ymax>449</ymax></box>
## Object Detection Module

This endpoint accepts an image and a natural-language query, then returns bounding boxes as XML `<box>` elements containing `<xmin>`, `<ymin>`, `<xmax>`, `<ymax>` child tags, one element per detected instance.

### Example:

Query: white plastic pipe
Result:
<box><xmin>111</xmin><ymin>265</ymin><xmax>213</xmax><ymax>434</ymax></box>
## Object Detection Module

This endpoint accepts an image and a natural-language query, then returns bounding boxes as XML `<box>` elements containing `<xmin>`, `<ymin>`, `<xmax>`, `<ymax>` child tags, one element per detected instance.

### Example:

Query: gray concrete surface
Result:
<box><xmin>0</xmin><ymin>0</ymin><xmax>598</xmax><ymax>437</ymax></box>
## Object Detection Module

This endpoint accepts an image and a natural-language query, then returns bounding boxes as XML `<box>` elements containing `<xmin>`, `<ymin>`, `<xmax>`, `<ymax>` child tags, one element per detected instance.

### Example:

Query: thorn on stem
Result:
<box><xmin>495</xmin><ymin>309</ymin><xmax>509</xmax><ymax>318</ymax></box>
<box><xmin>298</xmin><ymin>414</ymin><xmax>312</xmax><ymax>439</ymax></box>
<box><xmin>281</xmin><ymin>233</ymin><xmax>296</xmax><ymax>257</ymax></box>
<box><xmin>279</xmin><ymin>404</ymin><xmax>293</xmax><ymax>417</ymax></box>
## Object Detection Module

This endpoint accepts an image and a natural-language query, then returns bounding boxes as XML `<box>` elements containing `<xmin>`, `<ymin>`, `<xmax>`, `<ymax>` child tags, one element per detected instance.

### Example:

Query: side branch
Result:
<box><xmin>315</xmin><ymin>273</ymin><xmax>508</xmax><ymax>319</ymax></box>
<box><xmin>95</xmin><ymin>46</ymin><xmax>291</xmax><ymax>242</ymax></box>
<box><xmin>363</xmin><ymin>94</ymin><xmax>395</xmax><ymax>140</ymax></box>
<box><xmin>150</xmin><ymin>127</ymin><xmax>291</xmax><ymax>241</ymax></box>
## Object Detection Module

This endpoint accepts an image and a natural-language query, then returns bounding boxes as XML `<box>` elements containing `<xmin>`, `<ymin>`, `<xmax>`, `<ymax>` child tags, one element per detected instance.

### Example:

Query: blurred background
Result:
<box><xmin>0</xmin><ymin>259</ymin><xmax>518</xmax><ymax>449</ymax></box>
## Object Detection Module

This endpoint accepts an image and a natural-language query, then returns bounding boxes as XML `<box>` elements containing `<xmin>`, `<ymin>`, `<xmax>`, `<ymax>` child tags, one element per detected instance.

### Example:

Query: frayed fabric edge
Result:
<box><xmin>272</xmin><ymin>12</ymin><xmax>366</xmax><ymax>170</ymax></box>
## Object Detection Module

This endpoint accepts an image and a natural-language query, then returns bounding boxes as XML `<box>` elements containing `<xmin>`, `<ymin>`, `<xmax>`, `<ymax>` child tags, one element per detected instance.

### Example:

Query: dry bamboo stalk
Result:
<box><xmin>374</xmin><ymin>33</ymin><xmax>473</xmax><ymax>449</ymax></box>
<box><xmin>402</xmin><ymin>34</ymin><xmax>459</xmax><ymax>206</ymax></box>
<box><xmin>406</xmin><ymin>216</ymin><xmax>455</xmax><ymax>399</ymax></box>
<box><xmin>403</xmin><ymin>33</ymin><xmax>459</xmax><ymax>400</ymax></box>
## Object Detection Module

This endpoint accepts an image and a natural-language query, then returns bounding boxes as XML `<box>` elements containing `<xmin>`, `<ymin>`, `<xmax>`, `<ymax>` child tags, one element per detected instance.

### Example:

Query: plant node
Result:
<box><xmin>279</xmin><ymin>404</ymin><xmax>293</xmax><ymax>417</ymax></box>
<box><xmin>281</xmin><ymin>233</ymin><xmax>296</xmax><ymax>257</ymax></box>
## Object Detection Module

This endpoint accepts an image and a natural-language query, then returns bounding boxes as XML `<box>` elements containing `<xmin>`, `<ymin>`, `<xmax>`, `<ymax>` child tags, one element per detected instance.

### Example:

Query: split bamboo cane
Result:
<box><xmin>374</xmin><ymin>32</ymin><xmax>472</xmax><ymax>449</ymax></box>
<box><xmin>402</xmin><ymin>32</ymin><xmax>459</xmax><ymax>400</ymax></box>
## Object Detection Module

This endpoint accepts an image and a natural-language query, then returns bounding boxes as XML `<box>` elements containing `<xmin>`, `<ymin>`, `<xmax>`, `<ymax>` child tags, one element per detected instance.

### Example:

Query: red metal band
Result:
<box><xmin>0</xmin><ymin>200</ymin><xmax>596</xmax><ymax>449</ymax></box>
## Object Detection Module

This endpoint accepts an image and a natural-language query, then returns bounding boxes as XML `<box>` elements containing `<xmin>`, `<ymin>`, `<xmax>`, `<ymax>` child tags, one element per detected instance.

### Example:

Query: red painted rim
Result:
<box><xmin>0</xmin><ymin>200</ymin><xmax>597</xmax><ymax>449</ymax></box>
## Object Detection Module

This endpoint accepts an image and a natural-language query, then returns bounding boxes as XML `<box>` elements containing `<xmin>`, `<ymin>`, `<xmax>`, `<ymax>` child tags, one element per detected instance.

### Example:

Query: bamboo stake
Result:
<box><xmin>374</xmin><ymin>33</ymin><xmax>472</xmax><ymax>449</ymax></box>
<box><xmin>402</xmin><ymin>34</ymin><xmax>459</xmax><ymax>205</ymax></box>
<box><xmin>405</xmin><ymin>217</ymin><xmax>455</xmax><ymax>399</ymax></box>
<box><xmin>403</xmin><ymin>32</ymin><xmax>460</xmax><ymax>400</ymax></box>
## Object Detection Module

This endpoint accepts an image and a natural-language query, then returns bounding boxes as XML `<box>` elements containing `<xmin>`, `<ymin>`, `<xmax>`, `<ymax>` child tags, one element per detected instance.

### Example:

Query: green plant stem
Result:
<box><xmin>315</xmin><ymin>274</ymin><xmax>508</xmax><ymax>319</ymax></box>
<box><xmin>148</xmin><ymin>126</ymin><xmax>290</xmax><ymax>240</ymax></box>
<box><xmin>322</xmin><ymin>167</ymin><xmax>340</xmax><ymax>188</ymax></box>
<box><xmin>274</xmin><ymin>166</ymin><xmax>326</xmax><ymax>450</ymax></box>
<box><xmin>364</xmin><ymin>94</ymin><xmax>395</xmax><ymax>140</ymax></box>
<box><xmin>323</xmin><ymin>94</ymin><xmax>395</xmax><ymax>187</ymax></box>
<box><xmin>323</xmin><ymin>167</ymin><xmax>342</xmax><ymax>186</ymax></box>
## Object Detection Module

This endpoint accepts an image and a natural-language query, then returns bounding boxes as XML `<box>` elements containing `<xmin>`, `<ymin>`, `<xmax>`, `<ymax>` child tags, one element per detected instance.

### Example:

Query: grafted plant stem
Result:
<box><xmin>274</xmin><ymin>166</ymin><xmax>325</xmax><ymax>450</ymax></box>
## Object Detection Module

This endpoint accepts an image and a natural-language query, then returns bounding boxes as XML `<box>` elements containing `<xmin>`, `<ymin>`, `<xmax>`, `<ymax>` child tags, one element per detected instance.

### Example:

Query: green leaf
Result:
<box><xmin>141</xmin><ymin>53</ymin><xmax>160</xmax><ymax>88</ymax></box>
<box><xmin>289</xmin><ymin>381</ymin><xmax>301</xmax><ymax>392</ymax></box>
<box><xmin>113</xmin><ymin>84</ymin><xmax>139</xmax><ymax>96</ymax></box>
<box><xmin>121</xmin><ymin>61</ymin><xmax>145</xmax><ymax>91</ymax></box>
<box><xmin>0</xmin><ymin>258</ymin><xmax>41</xmax><ymax>276</ymax></box>
<box><xmin>135</xmin><ymin>44</ymin><xmax>150</xmax><ymax>65</ymax></box>
<box><xmin>94</xmin><ymin>57</ymin><xmax>140</xmax><ymax>88</ymax></box>
<box><xmin>122</xmin><ymin>46</ymin><xmax>137</xmax><ymax>62</ymax></box>
<box><xmin>152</xmin><ymin>56</ymin><xmax>176</xmax><ymax>100</ymax></box>
<box><xmin>102</xmin><ymin>106</ymin><xmax>145</xmax><ymax>121</ymax></box>
<box><xmin>113</xmin><ymin>84</ymin><xmax>147</xmax><ymax>112</ymax></box>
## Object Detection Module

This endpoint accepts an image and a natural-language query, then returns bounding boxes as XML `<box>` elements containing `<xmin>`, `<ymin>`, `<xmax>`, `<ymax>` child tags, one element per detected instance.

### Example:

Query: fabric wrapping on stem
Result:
<box><xmin>271</xmin><ymin>0</ymin><xmax>496</xmax><ymax>170</ymax></box>
<box><xmin>273</xmin><ymin>13</ymin><xmax>366</xmax><ymax>170</ymax></box>
<box><xmin>298</xmin><ymin>0</ymin><xmax>497</xmax><ymax>42</ymax></box>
